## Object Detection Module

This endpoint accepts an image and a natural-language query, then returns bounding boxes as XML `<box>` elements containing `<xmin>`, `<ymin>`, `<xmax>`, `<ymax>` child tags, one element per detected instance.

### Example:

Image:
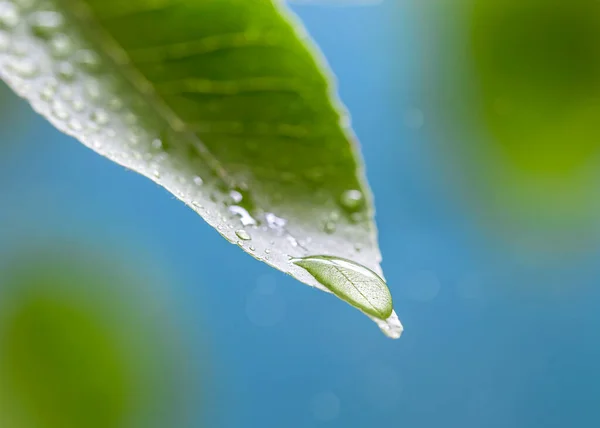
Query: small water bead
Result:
<box><xmin>91</xmin><ymin>109</ymin><xmax>109</xmax><ymax>125</ymax></box>
<box><xmin>29</xmin><ymin>11</ymin><xmax>63</xmax><ymax>38</ymax></box>
<box><xmin>249</xmin><ymin>246</ymin><xmax>256</xmax><ymax>252</ymax></box>
<box><xmin>71</xmin><ymin>97</ymin><xmax>84</xmax><ymax>112</ymax></box>
<box><xmin>235</xmin><ymin>230</ymin><xmax>251</xmax><ymax>241</ymax></box>
<box><xmin>49</xmin><ymin>33</ymin><xmax>72</xmax><ymax>58</ymax></box>
<box><xmin>266</xmin><ymin>212</ymin><xmax>286</xmax><ymax>230</ymax></box>
<box><xmin>9</xmin><ymin>58</ymin><xmax>38</xmax><ymax>78</ymax></box>
<box><xmin>229</xmin><ymin>205</ymin><xmax>257</xmax><ymax>227</ymax></box>
<box><xmin>39</xmin><ymin>85</ymin><xmax>54</xmax><ymax>101</ymax></box>
<box><xmin>52</xmin><ymin>101</ymin><xmax>69</xmax><ymax>120</ymax></box>
<box><xmin>151</xmin><ymin>138</ymin><xmax>162</xmax><ymax>149</ymax></box>
<box><xmin>324</xmin><ymin>221</ymin><xmax>336</xmax><ymax>234</ymax></box>
<box><xmin>107</xmin><ymin>97</ymin><xmax>123</xmax><ymax>111</ymax></box>
<box><xmin>68</xmin><ymin>118</ymin><xmax>82</xmax><ymax>131</ymax></box>
<box><xmin>193</xmin><ymin>176</ymin><xmax>203</xmax><ymax>186</ymax></box>
<box><xmin>350</xmin><ymin>212</ymin><xmax>365</xmax><ymax>224</ymax></box>
<box><xmin>74</xmin><ymin>49</ymin><xmax>101</xmax><ymax>72</ymax></box>
<box><xmin>340</xmin><ymin>189</ymin><xmax>364</xmax><ymax>212</ymax></box>
<box><xmin>84</xmin><ymin>79</ymin><xmax>101</xmax><ymax>100</ymax></box>
<box><xmin>0</xmin><ymin>2</ymin><xmax>19</xmax><ymax>28</ymax></box>
<box><xmin>56</xmin><ymin>61</ymin><xmax>75</xmax><ymax>81</ymax></box>
<box><xmin>229</xmin><ymin>189</ymin><xmax>243</xmax><ymax>204</ymax></box>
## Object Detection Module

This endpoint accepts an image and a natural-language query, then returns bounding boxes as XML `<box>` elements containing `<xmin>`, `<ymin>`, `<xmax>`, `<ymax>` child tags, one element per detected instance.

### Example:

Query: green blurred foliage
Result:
<box><xmin>414</xmin><ymin>0</ymin><xmax>600</xmax><ymax>259</ymax></box>
<box><xmin>471</xmin><ymin>0</ymin><xmax>600</xmax><ymax>175</ymax></box>
<box><xmin>0</xmin><ymin>248</ymin><xmax>200</xmax><ymax>428</ymax></box>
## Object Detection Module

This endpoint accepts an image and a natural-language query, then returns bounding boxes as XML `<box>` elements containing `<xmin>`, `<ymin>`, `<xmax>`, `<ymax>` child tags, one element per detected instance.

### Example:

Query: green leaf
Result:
<box><xmin>0</xmin><ymin>0</ymin><xmax>400</xmax><ymax>337</ymax></box>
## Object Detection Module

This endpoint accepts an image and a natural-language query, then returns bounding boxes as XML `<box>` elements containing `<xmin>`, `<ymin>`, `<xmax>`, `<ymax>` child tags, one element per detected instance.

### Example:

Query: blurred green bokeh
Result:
<box><xmin>417</xmin><ymin>0</ymin><xmax>600</xmax><ymax>258</ymax></box>
<box><xmin>0</xmin><ymin>248</ymin><xmax>200</xmax><ymax>428</ymax></box>
<box><xmin>471</xmin><ymin>0</ymin><xmax>600</xmax><ymax>174</ymax></box>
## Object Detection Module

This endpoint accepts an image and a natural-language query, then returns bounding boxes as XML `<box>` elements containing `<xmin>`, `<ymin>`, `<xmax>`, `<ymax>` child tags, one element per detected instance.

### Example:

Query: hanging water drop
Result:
<box><xmin>235</xmin><ymin>230</ymin><xmax>251</xmax><ymax>241</ymax></box>
<box><xmin>292</xmin><ymin>255</ymin><xmax>402</xmax><ymax>338</ymax></box>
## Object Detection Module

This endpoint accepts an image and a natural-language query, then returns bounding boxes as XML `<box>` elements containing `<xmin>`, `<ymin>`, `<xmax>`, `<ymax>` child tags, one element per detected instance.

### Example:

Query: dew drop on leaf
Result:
<box><xmin>292</xmin><ymin>255</ymin><xmax>403</xmax><ymax>339</ymax></box>
<box><xmin>56</xmin><ymin>61</ymin><xmax>75</xmax><ymax>81</ymax></box>
<box><xmin>235</xmin><ymin>230</ymin><xmax>251</xmax><ymax>241</ymax></box>
<box><xmin>49</xmin><ymin>33</ymin><xmax>72</xmax><ymax>58</ymax></box>
<box><xmin>324</xmin><ymin>221</ymin><xmax>336</xmax><ymax>234</ymax></box>
<box><xmin>29</xmin><ymin>11</ymin><xmax>63</xmax><ymax>38</ymax></box>
<box><xmin>0</xmin><ymin>2</ymin><xmax>19</xmax><ymax>29</ymax></box>
<box><xmin>340</xmin><ymin>189</ymin><xmax>364</xmax><ymax>212</ymax></box>
<box><xmin>91</xmin><ymin>109</ymin><xmax>109</xmax><ymax>125</ymax></box>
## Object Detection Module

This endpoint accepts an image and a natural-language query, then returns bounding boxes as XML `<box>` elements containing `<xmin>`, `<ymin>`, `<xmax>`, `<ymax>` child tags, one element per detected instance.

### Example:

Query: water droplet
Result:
<box><xmin>0</xmin><ymin>2</ymin><xmax>19</xmax><ymax>28</ymax></box>
<box><xmin>350</xmin><ymin>212</ymin><xmax>365</xmax><ymax>224</ymax></box>
<box><xmin>71</xmin><ymin>97</ymin><xmax>84</xmax><ymax>112</ymax></box>
<box><xmin>151</xmin><ymin>138</ymin><xmax>162</xmax><ymax>149</ymax></box>
<box><xmin>235</xmin><ymin>230</ymin><xmax>251</xmax><ymax>241</ymax></box>
<box><xmin>229</xmin><ymin>205</ymin><xmax>257</xmax><ymax>227</ymax></box>
<box><xmin>249</xmin><ymin>246</ymin><xmax>256</xmax><ymax>251</ymax></box>
<box><xmin>29</xmin><ymin>11</ymin><xmax>63</xmax><ymax>38</ymax></box>
<box><xmin>84</xmin><ymin>79</ymin><xmax>101</xmax><ymax>100</ymax></box>
<box><xmin>266</xmin><ymin>212</ymin><xmax>286</xmax><ymax>231</ymax></box>
<box><xmin>292</xmin><ymin>255</ymin><xmax>399</xmax><ymax>334</ymax></box>
<box><xmin>51</xmin><ymin>101</ymin><xmax>69</xmax><ymax>120</ymax></box>
<box><xmin>229</xmin><ymin>189</ymin><xmax>243</xmax><ymax>204</ymax></box>
<box><xmin>39</xmin><ymin>84</ymin><xmax>55</xmax><ymax>101</ymax></box>
<box><xmin>340</xmin><ymin>189</ymin><xmax>364</xmax><ymax>212</ymax></box>
<box><xmin>75</xmin><ymin>49</ymin><xmax>101</xmax><ymax>72</ymax></box>
<box><xmin>68</xmin><ymin>118</ymin><xmax>82</xmax><ymax>131</ymax></box>
<box><xmin>107</xmin><ymin>97</ymin><xmax>123</xmax><ymax>111</ymax></box>
<box><xmin>193</xmin><ymin>176</ymin><xmax>203</xmax><ymax>186</ymax></box>
<box><xmin>265</xmin><ymin>249</ymin><xmax>271</xmax><ymax>254</ymax></box>
<box><xmin>324</xmin><ymin>221</ymin><xmax>336</xmax><ymax>234</ymax></box>
<box><xmin>9</xmin><ymin>58</ymin><xmax>38</xmax><ymax>78</ymax></box>
<box><xmin>56</xmin><ymin>61</ymin><xmax>75</xmax><ymax>81</ymax></box>
<box><xmin>91</xmin><ymin>109</ymin><xmax>109</xmax><ymax>125</ymax></box>
<box><xmin>49</xmin><ymin>33</ymin><xmax>72</xmax><ymax>58</ymax></box>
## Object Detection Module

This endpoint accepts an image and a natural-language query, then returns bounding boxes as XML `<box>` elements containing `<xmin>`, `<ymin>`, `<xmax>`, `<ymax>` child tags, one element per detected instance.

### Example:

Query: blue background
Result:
<box><xmin>3</xmin><ymin>1</ymin><xmax>600</xmax><ymax>427</ymax></box>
